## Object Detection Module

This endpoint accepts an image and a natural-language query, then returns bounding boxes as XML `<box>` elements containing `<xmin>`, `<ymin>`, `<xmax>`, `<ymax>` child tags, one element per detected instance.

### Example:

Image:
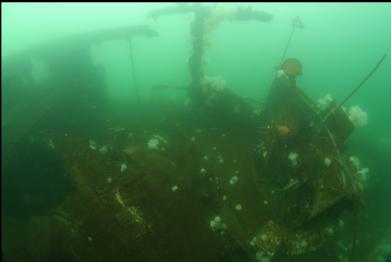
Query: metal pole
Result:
<box><xmin>278</xmin><ymin>17</ymin><xmax>303</xmax><ymax>68</ymax></box>
<box><xmin>278</xmin><ymin>26</ymin><xmax>296</xmax><ymax>68</ymax></box>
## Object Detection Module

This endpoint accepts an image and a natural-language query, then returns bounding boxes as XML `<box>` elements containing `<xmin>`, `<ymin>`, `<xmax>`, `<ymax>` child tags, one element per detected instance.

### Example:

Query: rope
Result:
<box><xmin>324</xmin><ymin>53</ymin><xmax>387</xmax><ymax>121</ymax></box>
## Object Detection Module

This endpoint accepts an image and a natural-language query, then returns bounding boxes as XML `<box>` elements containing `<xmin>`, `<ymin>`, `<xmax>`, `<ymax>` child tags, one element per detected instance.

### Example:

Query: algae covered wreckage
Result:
<box><xmin>1</xmin><ymin>4</ymin><xmax>383</xmax><ymax>262</ymax></box>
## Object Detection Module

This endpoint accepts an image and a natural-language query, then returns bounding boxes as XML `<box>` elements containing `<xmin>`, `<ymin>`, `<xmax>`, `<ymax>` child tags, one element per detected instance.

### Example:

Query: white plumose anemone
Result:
<box><xmin>147</xmin><ymin>135</ymin><xmax>168</xmax><ymax>151</ymax></box>
<box><xmin>348</xmin><ymin>106</ymin><xmax>368</xmax><ymax>127</ymax></box>
<box><xmin>288</xmin><ymin>152</ymin><xmax>299</xmax><ymax>166</ymax></box>
<box><xmin>210</xmin><ymin>216</ymin><xmax>227</xmax><ymax>232</ymax></box>
<box><xmin>120</xmin><ymin>163</ymin><xmax>127</xmax><ymax>173</ymax></box>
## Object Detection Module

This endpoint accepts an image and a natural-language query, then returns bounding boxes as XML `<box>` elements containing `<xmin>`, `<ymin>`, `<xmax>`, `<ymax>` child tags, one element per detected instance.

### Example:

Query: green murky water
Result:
<box><xmin>2</xmin><ymin>3</ymin><xmax>391</xmax><ymax>262</ymax></box>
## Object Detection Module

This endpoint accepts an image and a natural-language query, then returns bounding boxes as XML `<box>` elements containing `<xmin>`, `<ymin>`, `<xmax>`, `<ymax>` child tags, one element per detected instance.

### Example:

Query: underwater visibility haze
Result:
<box><xmin>2</xmin><ymin>2</ymin><xmax>391</xmax><ymax>262</ymax></box>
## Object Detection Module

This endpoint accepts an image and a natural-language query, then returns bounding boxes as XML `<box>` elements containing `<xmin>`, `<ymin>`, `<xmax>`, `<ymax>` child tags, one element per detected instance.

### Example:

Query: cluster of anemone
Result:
<box><xmin>209</xmin><ymin>216</ymin><xmax>227</xmax><ymax>232</ymax></box>
<box><xmin>202</xmin><ymin>75</ymin><xmax>227</xmax><ymax>93</ymax></box>
<box><xmin>315</xmin><ymin>95</ymin><xmax>368</xmax><ymax>129</ymax></box>
<box><xmin>317</xmin><ymin>94</ymin><xmax>333</xmax><ymax>110</ymax></box>
<box><xmin>204</xmin><ymin>7</ymin><xmax>233</xmax><ymax>34</ymax></box>
<box><xmin>147</xmin><ymin>134</ymin><xmax>168</xmax><ymax>151</ymax></box>
<box><xmin>89</xmin><ymin>139</ymin><xmax>110</xmax><ymax>154</ymax></box>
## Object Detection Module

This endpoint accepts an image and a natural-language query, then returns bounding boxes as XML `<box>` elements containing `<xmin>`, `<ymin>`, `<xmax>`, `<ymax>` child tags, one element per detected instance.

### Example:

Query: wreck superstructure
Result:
<box><xmin>2</xmin><ymin>4</ymin><xmax>376</xmax><ymax>262</ymax></box>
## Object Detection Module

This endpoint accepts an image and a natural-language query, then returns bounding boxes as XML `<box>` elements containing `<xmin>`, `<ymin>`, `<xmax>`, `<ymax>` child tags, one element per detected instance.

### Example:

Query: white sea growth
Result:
<box><xmin>372</xmin><ymin>233</ymin><xmax>391</xmax><ymax>262</ymax></box>
<box><xmin>283</xmin><ymin>178</ymin><xmax>299</xmax><ymax>190</ymax></box>
<box><xmin>338</xmin><ymin>219</ymin><xmax>345</xmax><ymax>228</ymax></box>
<box><xmin>235</xmin><ymin>204</ymin><xmax>242</xmax><ymax>211</ymax></box>
<box><xmin>324</xmin><ymin>157</ymin><xmax>332</xmax><ymax>167</ymax></box>
<box><xmin>229</xmin><ymin>176</ymin><xmax>239</xmax><ymax>185</ymax></box>
<box><xmin>324</xmin><ymin>94</ymin><xmax>333</xmax><ymax>102</ymax></box>
<box><xmin>250</xmin><ymin>236</ymin><xmax>257</xmax><ymax>246</ymax></box>
<box><xmin>326</xmin><ymin>227</ymin><xmax>335</xmax><ymax>236</ymax></box>
<box><xmin>350</xmin><ymin>158</ymin><xmax>370</xmax><ymax>189</ymax></box>
<box><xmin>203</xmin><ymin>75</ymin><xmax>227</xmax><ymax>92</ymax></box>
<box><xmin>301</xmin><ymin>240</ymin><xmax>308</xmax><ymax>248</ymax></box>
<box><xmin>288</xmin><ymin>152</ymin><xmax>299</xmax><ymax>166</ymax></box>
<box><xmin>263</xmin><ymin>151</ymin><xmax>268</xmax><ymax>158</ymax></box>
<box><xmin>48</xmin><ymin>139</ymin><xmax>55</xmax><ymax>150</ymax></box>
<box><xmin>171</xmin><ymin>185</ymin><xmax>179</xmax><ymax>192</ymax></box>
<box><xmin>106</xmin><ymin>177</ymin><xmax>112</xmax><ymax>183</ymax></box>
<box><xmin>98</xmin><ymin>145</ymin><xmax>108</xmax><ymax>154</ymax></box>
<box><xmin>337</xmin><ymin>254</ymin><xmax>349</xmax><ymax>262</ymax></box>
<box><xmin>147</xmin><ymin>134</ymin><xmax>167</xmax><ymax>151</ymax></box>
<box><xmin>263</xmin><ymin>200</ymin><xmax>269</xmax><ymax>205</ymax></box>
<box><xmin>200</xmin><ymin>168</ymin><xmax>207</xmax><ymax>175</ymax></box>
<box><xmin>256</xmin><ymin>251</ymin><xmax>271</xmax><ymax>262</ymax></box>
<box><xmin>120</xmin><ymin>163</ymin><xmax>127</xmax><ymax>173</ymax></box>
<box><xmin>89</xmin><ymin>140</ymin><xmax>97</xmax><ymax>150</ymax></box>
<box><xmin>357</xmin><ymin>167</ymin><xmax>370</xmax><ymax>184</ymax></box>
<box><xmin>218</xmin><ymin>155</ymin><xmax>224</xmax><ymax>164</ymax></box>
<box><xmin>147</xmin><ymin>138</ymin><xmax>159</xmax><ymax>150</ymax></box>
<box><xmin>277</xmin><ymin>69</ymin><xmax>286</xmax><ymax>78</ymax></box>
<box><xmin>348</xmin><ymin>105</ymin><xmax>368</xmax><ymax>127</ymax></box>
<box><xmin>210</xmin><ymin>216</ymin><xmax>227</xmax><ymax>232</ymax></box>
<box><xmin>203</xmin><ymin>155</ymin><xmax>209</xmax><ymax>160</ymax></box>
<box><xmin>349</xmin><ymin>156</ymin><xmax>361</xmax><ymax>170</ymax></box>
<box><xmin>223</xmin><ymin>195</ymin><xmax>227</xmax><ymax>201</ymax></box>
<box><xmin>317</xmin><ymin>94</ymin><xmax>333</xmax><ymax>110</ymax></box>
<box><xmin>88</xmin><ymin>236</ymin><xmax>93</xmax><ymax>242</ymax></box>
<box><xmin>234</xmin><ymin>170</ymin><xmax>240</xmax><ymax>175</ymax></box>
